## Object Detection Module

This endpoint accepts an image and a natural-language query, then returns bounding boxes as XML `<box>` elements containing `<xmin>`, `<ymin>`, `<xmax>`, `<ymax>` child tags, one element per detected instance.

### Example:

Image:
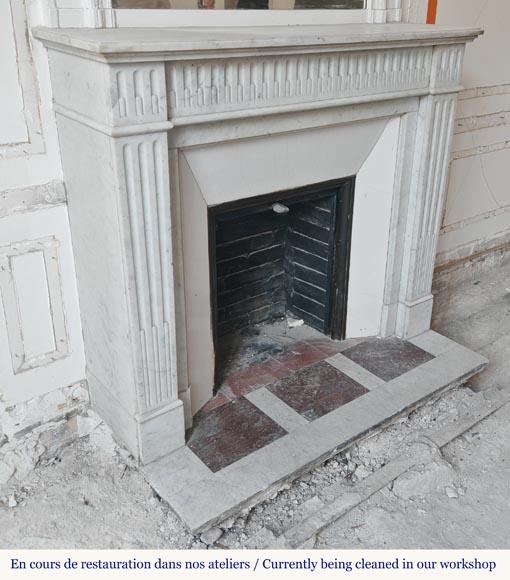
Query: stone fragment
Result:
<box><xmin>445</xmin><ymin>485</ymin><xmax>459</xmax><ymax>499</ymax></box>
<box><xmin>190</xmin><ymin>541</ymin><xmax>205</xmax><ymax>550</ymax></box>
<box><xmin>8</xmin><ymin>495</ymin><xmax>17</xmax><ymax>508</ymax></box>
<box><xmin>70</xmin><ymin>383</ymin><xmax>90</xmax><ymax>404</ymax></box>
<box><xmin>243</xmin><ymin>528</ymin><xmax>276</xmax><ymax>549</ymax></box>
<box><xmin>355</xmin><ymin>465</ymin><xmax>372</xmax><ymax>480</ymax></box>
<box><xmin>200</xmin><ymin>527</ymin><xmax>223</xmax><ymax>545</ymax></box>
<box><xmin>0</xmin><ymin>461</ymin><xmax>15</xmax><ymax>487</ymax></box>
<box><xmin>298</xmin><ymin>536</ymin><xmax>316</xmax><ymax>549</ymax></box>
<box><xmin>76</xmin><ymin>412</ymin><xmax>102</xmax><ymax>437</ymax></box>
<box><xmin>220</xmin><ymin>516</ymin><xmax>236</xmax><ymax>530</ymax></box>
<box><xmin>300</xmin><ymin>496</ymin><xmax>324</xmax><ymax>517</ymax></box>
<box><xmin>392</xmin><ymin>444</ymin><xmax>456</xmax><ymax>500</ymax></box>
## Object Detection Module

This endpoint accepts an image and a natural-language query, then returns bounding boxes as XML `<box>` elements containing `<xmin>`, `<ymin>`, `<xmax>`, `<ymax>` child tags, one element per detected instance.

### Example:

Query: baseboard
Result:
<box><xmin>433</xmin><ymin>240</ymin><xmax>510</xmax><ymax>292</ymax></box>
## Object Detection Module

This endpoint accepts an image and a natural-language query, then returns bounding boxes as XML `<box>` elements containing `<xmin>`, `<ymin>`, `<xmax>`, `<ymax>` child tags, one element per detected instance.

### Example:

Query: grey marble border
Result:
<box><xmin>326</xmin><ymin>353</ymin><xmax>387</xmax><ymax>390</ymax></box>
<box><xmin>144</xmin><ymin>331</ymin><xmax>487</xmax><ymax>532</ymax></box>
<box><xmin>246</xmin><ymin>387</ymin><xmax>309</xmax><ymax>432</ymax></box>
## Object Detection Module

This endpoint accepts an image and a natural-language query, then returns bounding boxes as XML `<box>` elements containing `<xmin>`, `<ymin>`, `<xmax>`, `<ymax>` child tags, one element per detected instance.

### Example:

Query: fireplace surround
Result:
<box><xmin>34</xmin><ymin>23</ymin><xmax>483</xmax><ymax>474</ymax></box>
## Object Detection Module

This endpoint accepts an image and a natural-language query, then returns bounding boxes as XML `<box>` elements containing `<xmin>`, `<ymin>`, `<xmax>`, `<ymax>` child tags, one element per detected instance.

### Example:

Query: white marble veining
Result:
<box><xmin>35</xmin><ymin>23</ymin><xmax>481</xmax><ymax>463</ymax></box>
<box><xmin>33</xmin><ymin>24</ymin><xmax>482</xmax><ymax>58</ymax></box>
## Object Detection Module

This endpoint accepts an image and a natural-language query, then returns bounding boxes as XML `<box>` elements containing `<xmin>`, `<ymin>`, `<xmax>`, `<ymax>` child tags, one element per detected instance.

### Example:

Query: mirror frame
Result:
<box><xmin>44</xmin><ymin>0</ymin><xmax>403</xmax><ymax>28</ymax></box>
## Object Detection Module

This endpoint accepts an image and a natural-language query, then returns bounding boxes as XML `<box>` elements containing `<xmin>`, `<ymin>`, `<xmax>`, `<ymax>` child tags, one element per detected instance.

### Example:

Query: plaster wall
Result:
<box><xmin>407</xmin><ymin>0</ymin><xmax>510</xmax><ymax>267</ymax></box>
<box><xmin>0</xmin><ymin>0</ymin><xmax>86</xmax><ymax>430</ymax></box>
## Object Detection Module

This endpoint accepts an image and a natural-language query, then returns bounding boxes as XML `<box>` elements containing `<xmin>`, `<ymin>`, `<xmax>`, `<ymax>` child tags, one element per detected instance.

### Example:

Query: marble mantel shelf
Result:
<box><xmin>33</xmin><ymin>24</ymin><xmax>482</xmax><ymax>61</ymax></box>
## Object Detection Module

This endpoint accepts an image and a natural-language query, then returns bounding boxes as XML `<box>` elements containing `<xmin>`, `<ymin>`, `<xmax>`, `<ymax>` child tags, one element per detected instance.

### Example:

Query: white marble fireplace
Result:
<box><xmin>35</xmin><ymin>23</ymin><xmax>481</xmax><ymax>466</ymax></box>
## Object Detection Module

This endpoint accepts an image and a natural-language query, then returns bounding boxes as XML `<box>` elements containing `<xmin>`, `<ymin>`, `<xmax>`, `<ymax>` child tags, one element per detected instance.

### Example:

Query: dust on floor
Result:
<box><xmin>317</xmin><ymin>402</ymin><xmax>510</xmax><ymax>549</ymax></box>
<box><xmin>0</xmin><ymin>385</ymin><xmax>503</xmax><ymax>549</ymax></box>
<box><xmin>1</xmin><ymin>261</ymin><xmax>509</xmax><ymax>549</ymax></box>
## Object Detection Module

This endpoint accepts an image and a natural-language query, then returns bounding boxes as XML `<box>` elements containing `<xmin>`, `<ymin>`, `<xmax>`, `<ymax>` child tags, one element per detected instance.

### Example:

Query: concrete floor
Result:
<box><xmin>0</xmin><ymin>259</ymin><xmax>509</xmax><ymax>549</ymax></box>
<box><xmin>433</xmin><ymin>262</ymin><xmax>510</xmax><ymax>394</ymax></box>
<box><xmin>317</xmin><ymin>260</ymin><xmax>510</xmax><ymax>548</ymax></box>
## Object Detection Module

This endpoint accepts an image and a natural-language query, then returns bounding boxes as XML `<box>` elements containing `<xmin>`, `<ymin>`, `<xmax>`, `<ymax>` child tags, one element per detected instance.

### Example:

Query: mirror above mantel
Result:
<box><xmin>46</xmin><ymin>0</ymin><xmax>399</xmax><ymax>28</ymax></box>
<box><xmin>113</xmin><ymin>0</ymin><xmax>365</xmax><ymax>9</ymax></box>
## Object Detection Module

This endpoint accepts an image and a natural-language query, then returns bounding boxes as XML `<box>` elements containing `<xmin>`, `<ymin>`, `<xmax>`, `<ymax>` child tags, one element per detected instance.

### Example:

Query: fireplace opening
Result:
<box><xmin>209</xmin><ymin>177</ymin><xmax>355</xmax><ymax>390</ymax></box>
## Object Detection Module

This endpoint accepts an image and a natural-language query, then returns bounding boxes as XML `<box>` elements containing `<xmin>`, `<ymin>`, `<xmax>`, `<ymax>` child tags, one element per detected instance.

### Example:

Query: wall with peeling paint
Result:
<box><xmin>436</xmin><ymin>0</ymin><xmax>510</xmax><ymax>266</ymax></box>
<box><xmin>0</xmin><ymin>0</ymin><xmax>87</xmax><ymax>491</ymax></box>
<box><xmin>407</xmin><ymin>0</ymin><xmax>510</xmax><ymax>267</ymax></box>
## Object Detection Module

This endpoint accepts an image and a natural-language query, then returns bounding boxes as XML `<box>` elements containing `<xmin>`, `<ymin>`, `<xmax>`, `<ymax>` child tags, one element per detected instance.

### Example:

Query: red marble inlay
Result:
<box><xmin>219</xmin><ymin>374</ymin><xmax>253</xmax><ymax>400</ymax></box>
<box><xmin>187</xmin><ymin>398</ymin><xmax>287</xmax><ymax>472</ymax></box>
<box><xmin>217</xmin><ymin>355</ymin><xmax>290</xmax><ymax>400</ymax></box>
<box><xmin>342</xmin><ymin>337</ymin><xmax>435</xmax><ymax>382</ymax></box>
<box><xmin>268</xmin><ymin>360</ymin><xmax>368</xmax><ymax>421</ymax></box>
<box><xmin>198</xmin><ymin>393</ymin><xmax>230</xmax><ymax>415</ymax></box>
<box><xmin>303</xmin><ymin>338</ymin><xmax>348</xmax><ymax>357</ymax></box>
<box><xmin>274</xmin><ymin>340</ymin><xmax>327</xmax><ymax>371</ymax></box>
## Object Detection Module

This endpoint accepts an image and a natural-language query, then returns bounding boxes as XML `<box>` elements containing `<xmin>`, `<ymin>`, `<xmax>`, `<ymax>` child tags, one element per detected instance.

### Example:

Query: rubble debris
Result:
<box><xmin>199</xmin><ymin>527</ymin><xmax>223</xmax><ymax>546</ymax></box>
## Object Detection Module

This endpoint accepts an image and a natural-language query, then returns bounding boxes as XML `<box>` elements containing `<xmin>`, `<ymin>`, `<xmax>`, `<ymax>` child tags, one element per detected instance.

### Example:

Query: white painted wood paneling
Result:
<box><xmin>0</xmin><ymin>205</ymin><xmax>85</xmax><ymax>405</ymax></box>
<box><xmin>0</xmin><ymin>0</ymin><xmax>86</xmax><ymax>420</ymax></box>
<box><xmin>0</xmin><ymin>1</ymin><xmax>28</xmax><ymax>145</ymax></box>
<box><xmin>10</xmin><ymin>250</ymin><xmax>57</xmax><ymax>362</ymax></box>
<box><xmin>0</xmin><ymin>0</ymin><xmax>62</xmax><ymax>185</ymax></box>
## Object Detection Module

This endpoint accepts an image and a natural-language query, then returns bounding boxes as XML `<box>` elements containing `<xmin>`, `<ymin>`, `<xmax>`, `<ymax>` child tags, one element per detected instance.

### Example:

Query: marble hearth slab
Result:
<box><xmin>144</xmin><ymin>330</ymin><xmax>487</xmax><ymax>533</ymax></box>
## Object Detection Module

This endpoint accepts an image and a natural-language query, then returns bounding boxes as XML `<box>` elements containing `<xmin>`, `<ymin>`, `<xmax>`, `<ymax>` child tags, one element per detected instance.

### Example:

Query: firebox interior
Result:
<box><xmin>209</xmin><ymin>177</ymin><xmax>355</xmax><ymax>389</ymax></box>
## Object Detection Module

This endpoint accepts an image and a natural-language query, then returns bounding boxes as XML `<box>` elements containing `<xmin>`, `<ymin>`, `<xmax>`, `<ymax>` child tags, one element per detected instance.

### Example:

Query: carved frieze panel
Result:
<box><xmin>430</xmin><ymin>44</ymin><xmax>464</xmax><ymax>91</ymax></box>
<box><xmin>168</xmin><ymin>47</ymin><xmax>432</xmax><ymax>118</ymax></box>
<box><xmin>110</xmin><ymin>63</ymin><xmax>167</xmax><ymax>125</ymax></box>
